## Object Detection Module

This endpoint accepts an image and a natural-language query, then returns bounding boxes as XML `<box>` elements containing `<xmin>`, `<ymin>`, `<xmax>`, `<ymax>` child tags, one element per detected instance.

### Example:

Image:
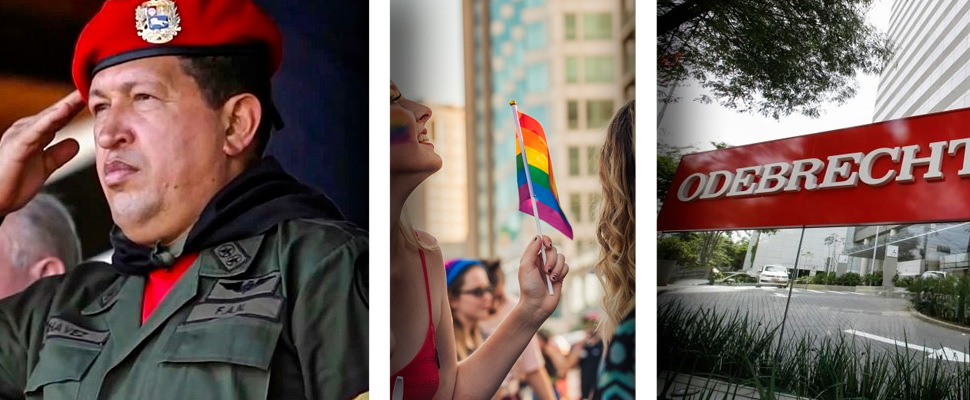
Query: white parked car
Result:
<box><xmin>920</xmin><ymin>270</ymin><xmax>949</xmax><ymax>280</ymax></box>
<box><xmin>757</xmin><ymin>265</ymin><xmax>790</xmax><ymax>287</ymax></box>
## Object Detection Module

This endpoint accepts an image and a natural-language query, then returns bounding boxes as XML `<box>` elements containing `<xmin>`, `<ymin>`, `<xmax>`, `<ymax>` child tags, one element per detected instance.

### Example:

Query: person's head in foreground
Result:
<box><xmin>595</xmin><ymin>99</ymin><xmax>636</xmax><ymax>341</ymax></box>
<box><xmin>0</xmin><ymin>194</ymin><xmax>81</xmax><ymax>299</ymax></box>
<box><xmin>389</xmin><ymin>80</ymin><xmax>441</xmax><ymax>250</ymax></box>
<box><xmin>446</xmin><ymin>258</ymin><xmax>493</xmax><ymax>360</ymax></box>
<box><xmin>77</xmin><ymin>0</ymin><xmax>285</xmax><ymax>248</ymax></box>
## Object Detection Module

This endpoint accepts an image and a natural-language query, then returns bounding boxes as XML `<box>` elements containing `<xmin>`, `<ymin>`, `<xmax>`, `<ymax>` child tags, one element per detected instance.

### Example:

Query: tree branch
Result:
<box><xmin>658</xmin><ymin>0</ymin><xmax>718</xmax><ymax>36</ymax></box>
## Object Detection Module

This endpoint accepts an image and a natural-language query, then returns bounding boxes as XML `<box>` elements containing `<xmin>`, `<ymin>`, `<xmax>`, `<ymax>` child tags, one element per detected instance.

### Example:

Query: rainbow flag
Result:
<box><xmin>515</xmin><ymin>110</ymin><xmax>574</xmax><ymax>239</ymax></box>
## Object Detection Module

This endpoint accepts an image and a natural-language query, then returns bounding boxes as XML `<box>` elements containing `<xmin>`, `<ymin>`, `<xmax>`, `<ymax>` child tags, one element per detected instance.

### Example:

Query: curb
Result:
<box><xmin>910</xmin><ymin>308</ymin><xmax>970</xmax><ymax>335</ymax></box>
<box><xmin>792</xmin><ymin>284</ymin><xmax>910</xmax><ymax>298</ymax></box>
<box><xmin>658</xmin><ymin>286</ymin><xmax>686</xmax><ymax>296</ymax></box>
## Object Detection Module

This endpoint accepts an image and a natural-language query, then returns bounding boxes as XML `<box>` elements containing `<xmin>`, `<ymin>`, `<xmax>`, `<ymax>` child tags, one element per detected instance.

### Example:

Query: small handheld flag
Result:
<box><xmin>512</xmin><ymin>100</ymin><xmax>572</xmax><ymax>295</ymax></box>
<box><xmin>513</xmin><ymin>102</ymin><xmax>574</xmax><ymax>239</ymax></box>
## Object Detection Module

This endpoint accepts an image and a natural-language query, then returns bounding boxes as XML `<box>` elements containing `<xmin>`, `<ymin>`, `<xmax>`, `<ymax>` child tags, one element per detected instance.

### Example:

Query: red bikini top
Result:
<box><xmin>391</xmin><ymin>249</ymin><xmax>440</xmax><ymax>399</ymax></box>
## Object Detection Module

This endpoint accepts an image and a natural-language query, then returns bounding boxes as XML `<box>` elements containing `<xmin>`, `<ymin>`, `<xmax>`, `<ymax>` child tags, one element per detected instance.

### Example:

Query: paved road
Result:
<box><xmin>659</xmin><ymin>285</ymin><xmax>970</xmax><ymax>360</ymax></box>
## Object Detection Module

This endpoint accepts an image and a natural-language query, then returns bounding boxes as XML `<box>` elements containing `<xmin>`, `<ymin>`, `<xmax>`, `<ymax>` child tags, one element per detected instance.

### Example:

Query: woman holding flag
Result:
<box><xmin>390</xmin><ymin>81</ymin><xmax>570</xmax><ymax>400</ymax></box>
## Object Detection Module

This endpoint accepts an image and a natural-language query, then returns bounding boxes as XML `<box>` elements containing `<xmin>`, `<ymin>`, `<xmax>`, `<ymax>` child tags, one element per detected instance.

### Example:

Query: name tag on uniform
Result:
<box><xmin>45</xmin><ymin>317</ymin><xmax>109</xmax><ymax>345</ymax></box>
<box><xmin>184</xmin><ymin>272</ymin><xmax>284</xmax><ymax>324</ymax></box>
<box><xmin>185</xmin><ymin>296</ymin><xmax>283</xmax><ymax>323</ymax></box>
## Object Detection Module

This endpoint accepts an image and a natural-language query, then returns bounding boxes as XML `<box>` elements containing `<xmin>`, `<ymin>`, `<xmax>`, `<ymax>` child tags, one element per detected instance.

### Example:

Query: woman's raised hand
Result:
<box><xmin>516</xmin><ymin>235</ymin><xmax>569</xmax><ymax>325</ymax></box>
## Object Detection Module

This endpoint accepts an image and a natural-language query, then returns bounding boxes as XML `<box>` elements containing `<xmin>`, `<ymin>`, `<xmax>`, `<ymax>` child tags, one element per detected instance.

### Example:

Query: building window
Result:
<box><xmin>526</xmin><ymin>63</ymin><xmax>549</xmax><ymax>92</ymax></box>
<box><xmin>587</xmin><ymin>146</ymin><xmax>600</xmax><ymax>175</ymax></box>
<box><xmin>588</xmin><ymin>193</ymin><xmax>599</xmax><ymax>222</ymax></box>
<box><xmin>586</xmin><ymin>100</ymin><xmax>614</xmax><ymax>129</ymax></box>
<box><xmin>567</xmin><ymin>100</ymin><xmax>579</xmax><ymax>130</ymax></box>
<box><xmin>584</xmin><ymin>55</ymin><xmax>614</xmax><ymax>83</ymax></box>
<box><xmin>525</xmin><ymin>22</ymin><xmax>546</xmax><ymax>50</ymax></box>
<box><xmin>570</xmin><ymin>193</ymin><xmax>582</xmax><ymax>222</ymax></box>
<box><xmin>568</xmin><ymin>146</ymin><xmax>580</xmax><ymax>176</ymax></box>
<box><xmin>565</xmin><ymin>14</ymin><xmax>577</xmax><ymax>41</ymax></box>
<box><xmin>583</xmin><ymin>13</ymin><xmax>612</xmax><ymax>40</ymax></box>
<box><xmin>565</xmin><ymin>56</ymin><xmax>578</xmax><ymax>83</ymax></box>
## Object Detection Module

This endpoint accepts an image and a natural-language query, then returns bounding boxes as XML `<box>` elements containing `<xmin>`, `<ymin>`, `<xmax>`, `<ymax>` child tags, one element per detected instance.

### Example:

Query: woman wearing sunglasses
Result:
<box><xmin>444</xmin><ymin>259</ymin><xmax>493</xmax><ymax>361</ymax></box>
<box><xmin>390</xmin><ymin>81</ymin><xmax>569</xmax><ymax>400</ymax></box>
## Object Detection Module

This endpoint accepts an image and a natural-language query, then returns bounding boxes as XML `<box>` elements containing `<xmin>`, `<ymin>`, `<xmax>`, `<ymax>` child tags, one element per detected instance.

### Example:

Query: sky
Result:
<box><xmin>387</xmin><ymin>1</ymin><xmax>894</xmax><ymax>149</ymax></box>
<box><xmin>389</xmin><ymin>0</ymin><xmax>465</xmax><ymax>106</ymax></box>
<box><xmin>658</xmin><ymin>0</ymin><xmax>891</xmax><ymax>153</ymax></box>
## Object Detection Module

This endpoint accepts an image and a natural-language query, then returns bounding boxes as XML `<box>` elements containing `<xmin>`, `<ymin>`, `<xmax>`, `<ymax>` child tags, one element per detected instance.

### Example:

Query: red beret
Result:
<box><xmin>73</xmin><ymin>0</ymin><xmax>283</xmax><ymax>100</ymax></box>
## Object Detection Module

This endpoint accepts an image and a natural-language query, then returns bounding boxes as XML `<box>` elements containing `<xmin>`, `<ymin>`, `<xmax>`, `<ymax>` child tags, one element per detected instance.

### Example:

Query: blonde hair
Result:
<box><xmin>453</xmin><ymin>319</ymin><xmax>483</xmax><ymax>361</ymax></box>
<box><xmin>594</xmin><ymin>99</ymin><xmax>636</xmax><ymax>343</ymax></box>
<box><xmin>398</xmin><ymin>207</ymin><xmax>438</xmax><ymax>251</ymax></box>
<box><xmin>448</xmin><ymin>265</ymin><xmax>484</xmax><ymax>361</ymax></box>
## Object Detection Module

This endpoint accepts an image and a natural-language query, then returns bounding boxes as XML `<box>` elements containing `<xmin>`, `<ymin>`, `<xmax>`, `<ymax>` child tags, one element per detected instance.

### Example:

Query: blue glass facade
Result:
<box><xmin>484</xmin><ymin>0</ymin><xmax>557</xmax><ymax>251</ymax></box>
<box><xmin>525</xmin><ymin>63</ymin><xmax>549</xmax><ymax>92</ymax></box>
<box><xmin>525</xmin><ymin>22</ymin><xmax>546</xmax><ymax>50</ymax></box>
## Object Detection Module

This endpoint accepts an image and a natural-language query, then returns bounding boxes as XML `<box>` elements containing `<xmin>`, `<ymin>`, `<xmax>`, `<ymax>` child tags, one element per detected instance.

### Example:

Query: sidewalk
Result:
<box><xmin>659</xmin><ymin>279</ymin><xmax>711</xmax><ymax>293</ymax></box>
<box><xmin>658</xmin><ymin>371</ymin><xmax>802</xmax><ymax>400</ymax></box>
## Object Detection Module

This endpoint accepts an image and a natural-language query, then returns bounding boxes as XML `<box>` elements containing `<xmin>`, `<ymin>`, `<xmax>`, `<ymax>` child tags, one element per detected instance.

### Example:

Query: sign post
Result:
<box><xmin>883</xmin><ymin>245</ymin><xmax>899</xmax><ymax>289</ymax></box>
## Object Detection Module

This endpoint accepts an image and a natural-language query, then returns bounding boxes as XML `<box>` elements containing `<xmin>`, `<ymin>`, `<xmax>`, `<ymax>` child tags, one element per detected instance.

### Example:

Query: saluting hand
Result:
<box><xmin>0</xmin><ymin>91</ymin><xmax>85</xmax><ymax>216</ymax></box>
<box><xmin>516</xmin><ymin>235</ymin><xmax>569</xmax><ymax>325</ymax></box>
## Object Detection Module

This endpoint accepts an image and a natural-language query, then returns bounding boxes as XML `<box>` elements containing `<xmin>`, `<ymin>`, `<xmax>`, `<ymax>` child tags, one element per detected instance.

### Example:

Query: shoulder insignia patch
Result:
<box><xmin>214</xmin><ymin>242</ymin><xmax>249</xmax><ymax>271</ymax></box>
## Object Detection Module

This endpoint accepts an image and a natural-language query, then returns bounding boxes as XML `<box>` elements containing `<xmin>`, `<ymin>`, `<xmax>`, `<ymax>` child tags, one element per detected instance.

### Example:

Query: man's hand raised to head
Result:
<box><xmin>0</xmin><ymin>91</ymin><xmax>84</xmax><ymax>216</ymax></box>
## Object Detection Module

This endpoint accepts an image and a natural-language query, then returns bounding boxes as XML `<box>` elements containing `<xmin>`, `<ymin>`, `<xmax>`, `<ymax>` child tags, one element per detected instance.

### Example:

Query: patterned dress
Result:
<box><xmin>596</xmin><ymin>309</ymin><xmax>635</xmax><ymax>400</ymax></box>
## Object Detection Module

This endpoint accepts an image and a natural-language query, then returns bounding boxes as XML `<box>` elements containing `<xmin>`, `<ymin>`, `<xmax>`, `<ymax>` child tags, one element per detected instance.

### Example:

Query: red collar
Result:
<box><xmin>141</xmin><ymin>253</ymin><xmax>199</xmax><ymax>325</ymax></box>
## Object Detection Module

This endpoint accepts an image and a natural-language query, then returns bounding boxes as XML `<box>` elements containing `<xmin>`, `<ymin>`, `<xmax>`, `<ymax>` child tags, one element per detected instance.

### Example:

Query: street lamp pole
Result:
<box><xmin>776</xmin><ymin>226</ymin><xmax>806</xmax><ymax>359</ymax></box>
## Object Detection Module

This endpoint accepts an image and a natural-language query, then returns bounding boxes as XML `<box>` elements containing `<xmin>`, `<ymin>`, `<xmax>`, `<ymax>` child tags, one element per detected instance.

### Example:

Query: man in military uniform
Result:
<box><xmin>0</xmin><ymin>0</ymin><xmax>368</xmax><ymax>399</ymax></box>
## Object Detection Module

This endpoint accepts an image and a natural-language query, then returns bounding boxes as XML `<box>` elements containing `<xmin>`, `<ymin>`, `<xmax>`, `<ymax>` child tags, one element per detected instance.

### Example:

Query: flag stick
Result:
<box><xmin>511</xmin><ymin>100</ymin><xmax>555</xmax><ymax>296</ymax></box>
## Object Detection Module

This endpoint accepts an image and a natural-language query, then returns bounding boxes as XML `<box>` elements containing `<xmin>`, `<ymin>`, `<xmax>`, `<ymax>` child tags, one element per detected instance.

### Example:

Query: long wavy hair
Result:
<box><xmin>594</xmin><ymin>99</ymin><xmax>636</xmax><ymax>343</ymax></box>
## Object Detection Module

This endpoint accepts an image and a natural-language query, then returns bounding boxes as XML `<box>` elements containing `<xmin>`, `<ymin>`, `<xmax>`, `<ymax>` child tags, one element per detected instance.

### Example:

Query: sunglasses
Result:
<box><xmin>459</xmin><ymin>286</ymin><xmax>494</xmax><ymax>298</ymax></box>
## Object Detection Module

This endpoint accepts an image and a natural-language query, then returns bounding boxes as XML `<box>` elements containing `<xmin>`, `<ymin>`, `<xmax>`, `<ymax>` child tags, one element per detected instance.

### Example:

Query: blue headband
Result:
<box><xmin>445</xmin><ymin>258</ymin><xmax>482</xmax><ymax>287</ymax></box>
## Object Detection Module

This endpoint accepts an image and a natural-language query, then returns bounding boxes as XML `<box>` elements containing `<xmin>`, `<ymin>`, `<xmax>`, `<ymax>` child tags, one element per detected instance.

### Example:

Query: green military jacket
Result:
<box><xmin>0</xmin><ymin>218</ymin><xmax>368</xmax><ymax>400</ymax></box>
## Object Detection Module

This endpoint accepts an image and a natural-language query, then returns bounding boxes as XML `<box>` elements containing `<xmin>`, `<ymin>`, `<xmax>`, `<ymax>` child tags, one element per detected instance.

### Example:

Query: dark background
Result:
<box><xmin>0</xmin><ymin>0</ymin><xmax>369</xmax><ymax>258</ymax></box>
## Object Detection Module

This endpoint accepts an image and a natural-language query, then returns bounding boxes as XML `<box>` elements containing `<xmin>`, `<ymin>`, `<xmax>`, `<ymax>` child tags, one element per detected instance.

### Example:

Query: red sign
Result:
<box><xmin>658</xmin><ymin>107</ymin><xmax>970</xmax><ymax>232</ymax></box>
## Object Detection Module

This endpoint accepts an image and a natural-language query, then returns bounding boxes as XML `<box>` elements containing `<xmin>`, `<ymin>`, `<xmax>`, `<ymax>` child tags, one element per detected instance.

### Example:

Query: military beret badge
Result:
<box><xmin>135</xmin><ymin>0</ymin><xmax>181</xmax><ymax>44</ymax></box>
